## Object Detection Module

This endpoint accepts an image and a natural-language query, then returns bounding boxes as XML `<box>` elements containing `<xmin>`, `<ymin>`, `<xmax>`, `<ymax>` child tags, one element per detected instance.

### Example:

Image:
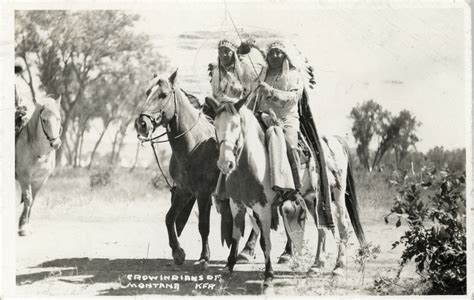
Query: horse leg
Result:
<box><xmin>277</xmin><ymin>230</ymin><xmax>293</xmax><ymax>264</ymax></box>
<box><xmin>166</xmin><ymin>188</ymin><xmax>193</xmax><ymax>265</ymax></box>
<box><xmin>332</xmin><ymin>185</ymin><xmax>349</xmax><ymax>276</ymax></box>
<box><xmin>18</xmin><ymin>183</ymin><xmax>33</xmax><ymax>236</ymax></box>
<box><xmin>196</xmin><ymin>195</ymin><xmax>211</xmax><ymax>267</ymax></box>
<box><xmin>236</xmin><ymin>228</ymin><xmax>258</xmax><ymax>263</ymax></box>
<box><xmin>300</xmin><ymin>191</ymin><xmax>327</xmax><ymax>270</ymax></box>
<box><xmin>254</xmin><ymin>208</ymin><xmax>274</xmax><ymax>293</ymax></box>
<box><xmin>313</xmin><ymin>228</ymin><xmax>327</xmax><ymax>269</ymax></box>
<box><xmin>223</xmin><ymin>201</ymin><xmax>245</xmax><ymax>273</ymax></box>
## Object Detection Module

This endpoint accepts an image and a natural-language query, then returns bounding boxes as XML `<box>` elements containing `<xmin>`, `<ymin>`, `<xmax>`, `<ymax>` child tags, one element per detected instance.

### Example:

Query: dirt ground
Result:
<box><xmin>15</xmin><ymin>184</ymin><xmax>421</xmax><ymax>296</ymax></box>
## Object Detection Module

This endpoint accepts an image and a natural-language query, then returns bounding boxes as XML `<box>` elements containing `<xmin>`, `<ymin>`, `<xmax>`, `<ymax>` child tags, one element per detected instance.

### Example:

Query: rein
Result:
<box><xmin>39</xmin><ymin>108</ymin><xmax>62</xmax><ymax>148</ymax></box>
<box><xmin>139</xmin><ymin>88</ymin><xmax>203</xmax><ymax>191</ymax></box>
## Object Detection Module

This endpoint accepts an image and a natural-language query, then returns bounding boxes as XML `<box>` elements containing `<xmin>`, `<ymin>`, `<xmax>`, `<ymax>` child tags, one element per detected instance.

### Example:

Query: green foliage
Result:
<box><xmin>385</xmin><ymin>168</ymin><xmax>466</xmax><ymax>295</ymax></box>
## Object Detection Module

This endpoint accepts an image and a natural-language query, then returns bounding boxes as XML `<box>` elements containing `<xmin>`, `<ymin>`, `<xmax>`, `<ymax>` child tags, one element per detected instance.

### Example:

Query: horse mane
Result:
<box><xmin>181</xmin><ymin>89</ymin><xmax>202</xmax><ymax>110</ymax></box>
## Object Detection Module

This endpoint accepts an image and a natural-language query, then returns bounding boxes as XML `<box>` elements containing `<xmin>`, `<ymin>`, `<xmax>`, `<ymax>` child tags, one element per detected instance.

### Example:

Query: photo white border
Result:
<box><xmin>1</xmin><ymin>1</ymin><xmax>471</xmax><ymax>299</ymax></box>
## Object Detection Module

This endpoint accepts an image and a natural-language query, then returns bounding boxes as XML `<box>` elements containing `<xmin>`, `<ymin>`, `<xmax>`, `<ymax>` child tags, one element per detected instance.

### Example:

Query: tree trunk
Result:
<box><xmin>110</xmin><ymin>128</ymin><xmax>121</xmax><ymax>165</ymax></box>
<box><xmin>129</xmin><ymin>141</ymin><xmax>141</xmax><ymax>173</ymax></box>
<box><xmin>20</xmin><ymin>55</ymin><xmax>36</xmax><ymax>103</ymax></box>
<box><xmin>88</xmin><ymin>120</ymin><xmax>111</xmax><ymax>170</ymax></box>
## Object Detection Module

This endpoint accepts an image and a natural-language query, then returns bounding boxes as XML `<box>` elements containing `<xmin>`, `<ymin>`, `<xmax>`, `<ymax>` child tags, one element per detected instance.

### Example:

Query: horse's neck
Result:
<box><xmin>239</xmin><ymin>109</ymin><xmax>266</xmax><ymax>163</ymax></box>
<box><xmin>167</xmin><ymin>89</ymin><xmax>208</xmax><ymax>154</ymax></box>
<box><xmin>27</xmin><ymin>106</ymin><xmax>51</xmax><ymax>157</ymax></box>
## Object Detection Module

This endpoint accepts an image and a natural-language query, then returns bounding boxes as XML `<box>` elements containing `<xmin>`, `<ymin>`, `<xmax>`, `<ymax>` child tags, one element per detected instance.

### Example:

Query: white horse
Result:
<box><xmin>15</xmin><ymin>96</ymin><xmax>62</xmax><ymax>236</ymax></box>
<box><xmin>210</xmin><ymin>97</ymin><xmax>366</xmax><ymax>282</ymax></box>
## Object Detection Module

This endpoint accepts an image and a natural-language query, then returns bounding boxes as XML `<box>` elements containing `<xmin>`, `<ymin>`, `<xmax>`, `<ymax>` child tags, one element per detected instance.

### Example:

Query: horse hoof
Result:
<box><xmin>307</xmin><ymin>266</ymin><xmax>322</xmax><ymax>276</ymax></box>
<box><xmin>236</xmin><ymin>251</ymin><xmax>255</xmax><ymax>264</ymax></box>
<box><xmin>313</xmin><ymin>260</ymin><xmax>325</xmax><ymax>268</ymax></box>
<box><xmin>193</xmin><ymin>259</ymin><xmax>208</xmax><ymax>270</ymax></box>
<box><xmin>332</xmin><ymin>267</ymin><xmax>344</xmax><ymax>277</ymax></box>
<box><xmin>172</xmin><ymin>247</ymin><xmax>186</xmax><ymax>265</ymax></box>
<box><xmin>277</xmin><ymin>253</ymin><xmax>292</xmax><ymax>264</ymax></box>
<box><xmin>220</xmin><ymin>265</ymin><xmax>233</xmax><ymax>274</ymax></box>
<box><xmin>18</xmin><ymin>227</ymin><xmax>31</xmax><ymax>236</ymax></box>
<box><xmin>262</xmin><ymin>279</ymin><xmax>274</xmax><ymax>295</ymax></box>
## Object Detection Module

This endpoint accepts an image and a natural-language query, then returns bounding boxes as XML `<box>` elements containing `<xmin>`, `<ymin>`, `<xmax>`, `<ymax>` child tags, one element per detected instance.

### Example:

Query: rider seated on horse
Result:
<box><xmin>210</xmin><ymin>39</ymin><xmax>332</xmax><ymax>246</ymax></box>
<box><xmin>15</xmin><ymin>58</ymin><xmax>36</xmax><ymax>139</ymax></box>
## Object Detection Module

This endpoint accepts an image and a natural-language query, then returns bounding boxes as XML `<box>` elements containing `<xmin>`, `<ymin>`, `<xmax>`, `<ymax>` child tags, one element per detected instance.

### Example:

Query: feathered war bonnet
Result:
<box><xmin>217</xmin><ymin>39</ymin><xmax>244</xmax><ymax>81</ymax></box>
<box><xmin>267</xmin><ymin>40</ymin><xmax>316</xmax><ymax>89</ymax></box>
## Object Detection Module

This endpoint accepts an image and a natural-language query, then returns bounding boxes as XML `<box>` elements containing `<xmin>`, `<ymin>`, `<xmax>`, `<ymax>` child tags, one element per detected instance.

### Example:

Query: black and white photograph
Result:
<box><xmin>1</xmin><ymin>0</ymin><xmax>471</xmax><ymax>297</ymax></box>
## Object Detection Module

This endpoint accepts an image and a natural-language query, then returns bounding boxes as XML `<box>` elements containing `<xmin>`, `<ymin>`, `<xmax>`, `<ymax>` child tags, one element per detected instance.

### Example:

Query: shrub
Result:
<box><xmin>385</xmin><ymin>167</ymin><xmax>466</xmax><ymax>294</ymax></box>
<box><xmin>89</xmin><ymin>165</ymin><xmax>113</xmax><ymax>189</ymax></box>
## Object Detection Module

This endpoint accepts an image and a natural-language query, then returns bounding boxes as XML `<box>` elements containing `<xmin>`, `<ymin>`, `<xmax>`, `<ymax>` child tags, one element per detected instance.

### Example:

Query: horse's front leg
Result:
<box><xmin>254</xmin><ymin>208</ymin><xmax>274</xmax><ymax>294</ymax></box>
<box><xmin>18</xmin><ymin>183</ymin><xmax>33</xmax><ymax>236</ymax></box>
<box><xmin>223</xmin><ymin>201</ymin><xmax>245</xmax><ymax>272</ymax></box>
<box><xmin>196</xmin><ymin>194</ymin><xmax>212</xmax><ymax>267</ymax></box>
<box><xmin>166</xmin><ymin>188</ymin><xmax>193</xmax><ymax>265</ymax></box>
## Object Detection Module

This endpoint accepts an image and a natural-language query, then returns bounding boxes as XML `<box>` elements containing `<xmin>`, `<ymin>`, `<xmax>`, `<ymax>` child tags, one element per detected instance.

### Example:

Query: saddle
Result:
<box><xmin>257</xmin><ymin>112</ymin><xmax>334</xmax><ymax>229</ymax></box>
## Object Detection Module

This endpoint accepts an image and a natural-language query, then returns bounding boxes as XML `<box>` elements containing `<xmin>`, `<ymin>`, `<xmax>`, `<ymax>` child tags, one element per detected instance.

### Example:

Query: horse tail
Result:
<box><xmin>337</xmin><ymin>136</ymin><xmax>366</xmax><ymax>246</ymax></box>
<box><xmin>176</xmin><ymin>197</ymin><xmax>196</xmax><ymax>237</ymax></box>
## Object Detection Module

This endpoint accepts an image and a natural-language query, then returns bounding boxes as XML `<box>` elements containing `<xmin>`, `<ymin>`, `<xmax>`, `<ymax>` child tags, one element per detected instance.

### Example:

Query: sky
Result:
<box><xmin>132</xmin><ymin>2</ymin><xmax>468</xmax><ymax>153</ymax></box>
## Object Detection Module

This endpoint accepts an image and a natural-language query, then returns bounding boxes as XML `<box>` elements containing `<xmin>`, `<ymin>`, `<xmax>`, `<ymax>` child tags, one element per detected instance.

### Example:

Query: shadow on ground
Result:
<box><xmin>16</xmin><ymin>257</ymin><xmax>313</xmax><ymax>295</ymax></box>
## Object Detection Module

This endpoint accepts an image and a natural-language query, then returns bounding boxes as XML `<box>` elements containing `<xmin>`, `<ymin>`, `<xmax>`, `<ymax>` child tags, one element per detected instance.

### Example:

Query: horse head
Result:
<box><xmin>135</xmin><ymin>69</ymin><xmax>179</xmax><ymax>139</ymax></box>
<box><xmin>209</xmin><ymin>97</ymin><xmax>247</xmax><ymax>175</ymax></box>
<box><xmin>39</xmin><ymin>96</ymin><xmax>62</xmax><ymax>150</ymax></box>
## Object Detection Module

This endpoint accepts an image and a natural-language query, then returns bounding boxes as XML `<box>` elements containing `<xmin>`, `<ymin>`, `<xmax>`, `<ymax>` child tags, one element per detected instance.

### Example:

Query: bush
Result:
<box><xmin>89</xmin><ymin>165</ymin><xmax>114</xmax><ymax>189</ymax></box>
<box><xmin>385</xmin><ymin>167</ymin><xmax>466</xmax><ymax>294</ymax></box>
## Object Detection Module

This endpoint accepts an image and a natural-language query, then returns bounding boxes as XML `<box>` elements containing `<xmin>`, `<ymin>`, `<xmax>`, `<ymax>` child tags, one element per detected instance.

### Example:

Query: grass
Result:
<box><xmin>23</xmin><ymin>167</ymin><xmax>171</xmax><ymax>223</ymax></box>
<box><xmin>17</xmin><ymin>166</ymin><xmax>421</xmax><ymax>295</ymax></box>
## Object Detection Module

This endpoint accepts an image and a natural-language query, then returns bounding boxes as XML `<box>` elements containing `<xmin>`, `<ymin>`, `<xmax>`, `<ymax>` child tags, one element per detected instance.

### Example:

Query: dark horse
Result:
<box><xmin>135</xmin><ymin>70</ymin><xmax>259</xmax><ymax>267</ymax></box>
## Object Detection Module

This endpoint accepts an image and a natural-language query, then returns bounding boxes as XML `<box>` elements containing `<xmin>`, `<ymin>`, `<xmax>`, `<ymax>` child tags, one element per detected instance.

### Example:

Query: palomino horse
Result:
<box><xmin>15</xmin><ymin>96</ymin><xmax>62</xmax><ymax>236</ymax></box>
<box><xmin>211</xmin><ymin>97</ymin><xmax>366</xmax><ymax>286</ymax></box>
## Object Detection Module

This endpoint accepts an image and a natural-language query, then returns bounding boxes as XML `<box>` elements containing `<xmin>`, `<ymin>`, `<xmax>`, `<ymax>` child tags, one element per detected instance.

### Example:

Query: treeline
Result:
<box><xmin>15</xmin><ymin>11</ymin><xmax>168</xmax><ymax>169</ymax></box>
<box><xmin>349</xmin><ymin>100</ymin><xmax>465</xmax><ymax>173</ymax></box>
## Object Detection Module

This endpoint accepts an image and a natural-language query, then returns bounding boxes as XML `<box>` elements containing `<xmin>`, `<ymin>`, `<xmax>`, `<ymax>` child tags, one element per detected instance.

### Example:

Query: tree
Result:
<box><xmin>15</xmin><ymin>11</ymin><xmax>168</xmax><ymax>168</ymax></box>
<box><xmin>392</xmin><ymin>110</ymin><xmax>421</xmax><ymax>168</ymax></box>
<box><xmin>349</xmin><ymin>100</ymin><xmax>387</xmax><ymax>170</ymax></box>
<box><xmin>350</xmin><ymin>101</ymin><xmax>421</xmax><ymax>171</ymax></box>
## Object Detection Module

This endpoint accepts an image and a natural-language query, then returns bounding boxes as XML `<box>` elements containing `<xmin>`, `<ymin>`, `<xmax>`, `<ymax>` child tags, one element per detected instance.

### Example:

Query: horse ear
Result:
<box><xmin>169</xmin><ymin>68</ymin><xmax>178</xmax><ymax>86</ymax></box>
<box><xmin>205</xmin><ymin>96</ymin><xmax>220</xmax><ymax>112</ymax></box>
<box><xmin>234</xmin><ymin>97</ymin><xmax>248</xmax><ymax>111</ymax></box>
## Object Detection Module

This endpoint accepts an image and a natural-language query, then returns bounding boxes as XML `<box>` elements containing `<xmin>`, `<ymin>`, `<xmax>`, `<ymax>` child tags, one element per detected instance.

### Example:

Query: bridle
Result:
<box><xmin>215</xmin><ymin>114</ymin><xmax>245</xmax><ymax>166</ymax></box>
<box><xmin>138</xmin><ymin>87</ymin><xmax>202</xmax><ymax>144</ymax></box>
<box><xmin>39</xmin><ymin>107</ymin><xmax>62</xmax><ymax>148</ymax></box>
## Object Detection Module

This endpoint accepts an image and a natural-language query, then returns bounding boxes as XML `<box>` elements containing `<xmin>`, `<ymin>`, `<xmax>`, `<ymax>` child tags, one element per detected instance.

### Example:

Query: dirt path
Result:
<box><xmin>16</xmin><ymin>198</ymin><xmax>418</xmax><ymax>296</ymax></box>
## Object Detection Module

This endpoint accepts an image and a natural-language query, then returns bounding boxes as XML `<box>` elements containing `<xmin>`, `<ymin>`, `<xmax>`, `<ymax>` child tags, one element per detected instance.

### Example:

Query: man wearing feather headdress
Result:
<box><xmin>256</xmin><ymin>40</ymin><xmax>332</xmax><ymax>248</ymax></box>
<box><xmin>208</xmin><ymin>38</ymin><xmax>268</xmax><ymax>247</ymax></box>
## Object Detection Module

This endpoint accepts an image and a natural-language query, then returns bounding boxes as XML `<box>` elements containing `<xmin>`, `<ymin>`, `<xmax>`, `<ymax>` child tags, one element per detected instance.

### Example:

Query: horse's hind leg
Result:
<box><xmin>166</xmin><ymin>188</ymin><xmax>193</xmax><ymax>265</ymax></box>
<box><xmin>332</xmin><ymin>185</ymin><xmax>349</xmax><ymax>276</ymax></box>
<box><xmin>236</xmin><ymin>228</ymin><xmax>258</xmax><ymax>263</ymax></box>
<box><xmin>196</xmin><ymin>194</ymin><xmax>211</xmax><ymax>267</ymax></box>
<box><xmin>18</xmin><ymin>183</ymin><xmax>33</xmax><ymax>236</ymax></box>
